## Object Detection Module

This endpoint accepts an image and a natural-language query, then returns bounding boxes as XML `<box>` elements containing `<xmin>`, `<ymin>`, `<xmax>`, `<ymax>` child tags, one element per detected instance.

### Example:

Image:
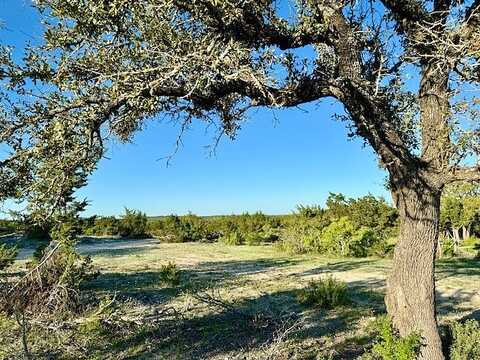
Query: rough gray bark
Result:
<box><xmin>387</xmin><ymin>182</ymin><xmax>444</xmax><ymax>360</ymax></box>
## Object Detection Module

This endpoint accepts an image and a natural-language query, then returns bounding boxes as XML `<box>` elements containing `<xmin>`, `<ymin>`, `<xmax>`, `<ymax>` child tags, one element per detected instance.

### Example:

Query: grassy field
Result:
<box><xmin>6</xmin><ymin>240</ymin><xmax>480</xmax><ymax>359</ymax></box>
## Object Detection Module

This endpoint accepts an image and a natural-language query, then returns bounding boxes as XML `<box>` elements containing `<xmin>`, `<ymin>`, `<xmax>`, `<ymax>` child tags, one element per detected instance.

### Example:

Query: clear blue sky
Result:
<box><xmin>0</xmin><ymin>0</ymin><xmax>390</xmax><ymax>217</ymax></box>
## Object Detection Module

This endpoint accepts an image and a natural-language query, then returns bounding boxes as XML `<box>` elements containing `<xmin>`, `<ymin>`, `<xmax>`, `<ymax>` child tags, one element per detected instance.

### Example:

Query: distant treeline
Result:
<box><xmin>80</xmin><ymin>193</ymin><xmax>402</xmax><ymax>257</ymax></box>
<box><xmin>2</xmin><ymin>191</ymin><xmax>479</xmax><ymax>259</ymax></box>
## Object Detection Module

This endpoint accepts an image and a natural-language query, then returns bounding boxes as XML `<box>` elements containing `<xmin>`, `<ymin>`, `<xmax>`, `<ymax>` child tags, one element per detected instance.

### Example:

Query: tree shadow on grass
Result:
<box><xmin>86</xmin><ymin>277</ymin><xmax>385</xmax><ymax>359</ymax></box>
<box><xmin>435</xmin><ymin>258</ymin><xmax>480</xmax><ymax>279</ymax></box>
<box><xmin>81</xmin><ymin>255</ymin><xmax>480</xmax><ymax>359</ymax></box>
<box><xmin>84</xmin><ymin>270</ymin><xmax>181</xmax><ymax>305</ymax></box>
<box><xmin>459</xmin><ymin>309</ymin><xmax>480</xmax><ymax>322</ymax></box>
<box><xmin>436</xmin><ymin>288</ymin><xmax>479</xmax><ymax>315</ymax></box>
<box><xmin>191</xmin><ymin>257</ymin><xmax>303</xmax><ymax>277</ymax></box>
<box><xmin>81</xmin><ymin>246</ymin><xmax>156</xmax><ymax>258</ymax></box>
<box><xmin>84</xmin><ymin>258</ymin><xmax>304</xmax><ymax>306</ymax></box>
<box><xmin>298</xmin><ymin>259</ymin><xmax>386</xmax><ymax>277</ymax></box>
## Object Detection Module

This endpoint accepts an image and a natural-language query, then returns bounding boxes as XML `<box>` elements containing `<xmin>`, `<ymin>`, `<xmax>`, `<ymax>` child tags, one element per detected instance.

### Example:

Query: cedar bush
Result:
<box><xmin>0</xmin><ymin>244</ymin><xmax>17</xmax><ymax>271</ymax></box>
<box><xmin>119</xmin><ymin>208</ymin><xmax>148</xmax><ymax>238</ymax></box>
<box><xmin>159</xmin><ymin>262</ymin><xmax>181</xmax><ymax>286</ymax></box>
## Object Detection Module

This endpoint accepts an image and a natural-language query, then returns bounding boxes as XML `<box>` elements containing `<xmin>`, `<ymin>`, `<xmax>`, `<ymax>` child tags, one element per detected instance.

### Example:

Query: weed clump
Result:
<box><xmin>361</xmin><ymin>316</ymin><xmax>421</xmax><ymax>360</ymax></box>
<box><xmin>159</xmin><ymin>261</ymin><xmax>181</xmax><ymax>286</ymax></box>
<box><xmin>449</xmin><ymin>319</ymin><xmax>480</xmax><ymax>360</ymax></box>
<box><xmin>297</xmin><ymin>276</ymin><xmax>349</xmax><ymax>309</ymax></box>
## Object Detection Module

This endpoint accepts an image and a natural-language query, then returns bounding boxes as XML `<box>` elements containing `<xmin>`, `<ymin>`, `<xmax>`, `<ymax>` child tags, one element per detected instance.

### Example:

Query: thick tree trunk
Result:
<box><xmin>462</xmin><ymin>225</ymin><xmax>470</xmax><ymax>240</ymax></box>
<box><xmin>386</xmin><ymin>185</ymin><xmax>444</xmax><ymax>360</ymax></box>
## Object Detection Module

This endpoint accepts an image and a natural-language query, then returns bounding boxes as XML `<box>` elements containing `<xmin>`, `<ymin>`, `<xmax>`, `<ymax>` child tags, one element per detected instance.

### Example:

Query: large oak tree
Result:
<box><xmin>1</xmin><ymin>1</ymin><xmax>480</xmax><ymax>358</ymax></box>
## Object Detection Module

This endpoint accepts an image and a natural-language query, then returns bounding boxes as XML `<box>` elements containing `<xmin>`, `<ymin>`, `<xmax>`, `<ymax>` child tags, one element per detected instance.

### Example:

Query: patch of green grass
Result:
<box><xmin>297</xmin><ymin>276</ymin><xmax>350</xmax><ymax>309</ymax></box>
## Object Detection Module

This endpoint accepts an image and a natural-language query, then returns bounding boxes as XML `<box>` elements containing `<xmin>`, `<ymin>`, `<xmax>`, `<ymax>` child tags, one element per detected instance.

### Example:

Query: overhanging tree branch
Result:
<box><xmin>379</xmin><ymin>0</ymin><xmax>429</xmax><ymax>33</ymax></box>
<box><xmin>448</xmin><ymin>165</ymin><xmax>480</xmax><ymax>183</ymax></box>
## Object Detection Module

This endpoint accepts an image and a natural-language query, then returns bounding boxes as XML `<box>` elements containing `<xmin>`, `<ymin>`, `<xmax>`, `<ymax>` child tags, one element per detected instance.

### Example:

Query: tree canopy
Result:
<box><xmin>0</xmin><ymin>0</ymin><xmax>479</xmax><ymax>220</ymax></box>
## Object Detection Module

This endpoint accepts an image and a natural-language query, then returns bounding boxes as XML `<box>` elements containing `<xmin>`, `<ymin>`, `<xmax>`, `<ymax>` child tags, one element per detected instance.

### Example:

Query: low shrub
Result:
<box><xmin>235</xmin><ymin>212</ymin><xmax>281</xmax><ymax>234</ymax></box>
<box><xmin>178</xmin><ymin>214</ymin><xmax>208</xmax><ymax>242</ymax></box>
<box><xmin>0</xmin><ymin>244</ymin><xmax>18</xmax><ymax>271</ymax></box>
<box><xmin>2</xmin><ymin>240</ymin><xmax>98</xmax><ymax>316</ymax></box>
<box><xmin>244</xmin><ymin>232</ymin><xmax>263</xmax><ymax>246</ymax></box>
<box><xmin>461</xmin><ymin>236</ymin><xmax>480</xmax><ymax>256</ymax></box>
<box><xmin>361</xmin><ymin>316</ymin><xmax>421</xmax><ymax>360</ymax></box>
<box><xmin>0</xmin><ymin>220</ymin><xmax>19</xmax><ymax>235</ymax></box>
<box><xmin>84</xmin><ymin>216</ymin><xmax>121</xmax><ymax>236</ymax></box>
<box><xmin>276</xmin><ymin>220</ymin><xmax>324</xmax><ymax>254</ymax></box>
<box><xmin>277</xmin><ymin>215</ymin><xmax>391</xmax><ymax>258</ymax></box>
<box><xmin>159</xmin><ymin>262</ymin><xmax>181</xmax><ymax>286</ymax></box>
<box><xmin>440</xmin><ymin>236</ymin><xmax>456</xmax><ymax>257</ymax></box>
<box><xmin>368</xmin><ymin>238</ymin><xmax>395</xmax><ymax>258</ymax></box>
<box><xmin>297</xmin><ymin>276</ymin><xmax>349</xmax><ymax>309</ymax></box>
<box><xmin>350</xmin><ymin>227</ymin><xmax>383</xmax><ymax>257</ymax></box>
<box><xmin>461</xmin><ymin>236</ymin><xmax>479</xmax><ymax>248</ymax></box>
<box><xmin>219</xmin><ymin>231</ymin><xmax>244</xmax><ymax>246</ymax></box>
<box><xmin>149</xmin><ymin>214</ymin><xmax>208</xmax><ymax>242</ymax></box>
<box><xmin>449</xmin><ymin>319</ymin><xmax>480</xmax><ymax>360</ymax></box>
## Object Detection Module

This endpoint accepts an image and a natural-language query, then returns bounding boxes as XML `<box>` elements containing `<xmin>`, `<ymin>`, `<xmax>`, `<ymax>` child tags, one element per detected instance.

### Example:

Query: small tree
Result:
<box><xmin>119</xmin><ymin>208</ymin><xmax>148</xmax><ymax>238</ymax></box>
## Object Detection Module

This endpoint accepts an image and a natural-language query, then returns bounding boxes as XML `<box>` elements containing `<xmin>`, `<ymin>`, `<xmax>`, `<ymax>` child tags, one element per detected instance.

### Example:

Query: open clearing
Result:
<box><xmin>13</xmin><ymin>240</ymin><xmax>480</xmax><ymax>359</ymax></box>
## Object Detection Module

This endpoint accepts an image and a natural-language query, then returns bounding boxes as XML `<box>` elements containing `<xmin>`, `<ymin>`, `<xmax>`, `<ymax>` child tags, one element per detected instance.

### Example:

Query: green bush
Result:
<box><xmin>159</xmin><ymin>262</ymin><xmax>181</xmax><ymax>286</ymax></box>
<box><xmin>278</xmin><ymin>214</ymin><xmax>390</xmax><ymax>258</ymax></box>
<box><xmin>276</xmin><ymin>218</ymin><xmax>324</xmax><ymax>254</ymax></box>
<box><xmin>244</xmin><ymin>232</ymin><xmax>263</xmax><ymax>246</ymax></box>
<box><xmin>361</xmin><ymin>316</ymin><xmax>421</xmax><ymax>360</ymax></box>
<box><xmin>320</xmin><ymin>217</ymin><xmax>356</xmax><ymax>256</ymax></box>
<box><xmin>461</xmin><ymin>236</ymin><xmax>480</xmax><ymax>256</ymax></box>
<box><xmin>0</xmin><ymin>244</ymin><xmax>18</xmax><ymax>271</ymax></box>
<box><xmin>461</xmin><ymin>236</ymin><xmax>479</xmax><ymax>248</ymax></box>
<box><xmin>149</xmin><ymin>214</ymin><xmax>208</xmax><ymax>242</ymax></box>
<box><xmin>297</xmin><ymin>276</ymin><xmax>349</xmax><ymax>309</ymax></box>
<box><xmin>220</xmin><ymin>231</ymin><xmax>244</xmax><ymax>245</ymax></box>
<box><xmin>83</xmin><ymin>216</ymin><xmax>120</xmax><ymax>236</ymax></box>
<box><xmin>178</xmin><ymin>214</ymin><xmax>208</xmax><ymax>242</ymax></box>
<box><xmin>449</xmin><ymin>320</ymin><xmax>480</xmax><ymax>360</ymax></box>
<box><xmin>368</xmin><ymin>239</ymin><xmax>394</xmax><ymax>258</ymax></box>
<box><xmin>235</xmin><ymin>212</ymin><xmax>281</xmax><ymax>233</ymax></box>
<box><xmin>119</xmin><ymin>208</ymin><xmax>148</xmax><ymax>238</ymax></box>
<box><xmin>351</xmin><ymin>227</ymin><xmax>385</xmax><ymax>257</ymax></box>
